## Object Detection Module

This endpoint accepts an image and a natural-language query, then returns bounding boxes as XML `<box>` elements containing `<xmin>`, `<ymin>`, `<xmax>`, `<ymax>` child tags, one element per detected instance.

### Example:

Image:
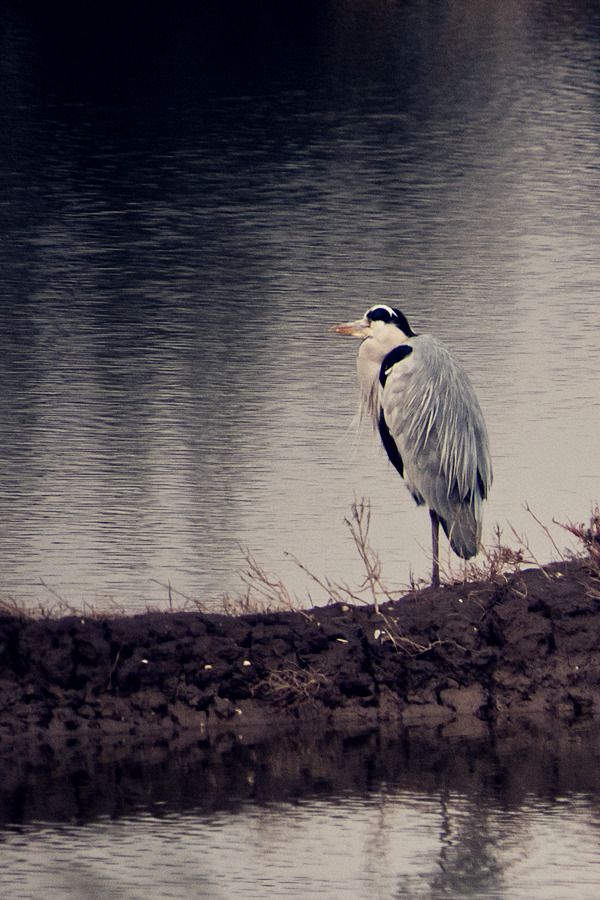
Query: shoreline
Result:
<box><xmin>1</xmin><ymin>558</ymin><xmax>599</xmax><ymax>767</ymax></box>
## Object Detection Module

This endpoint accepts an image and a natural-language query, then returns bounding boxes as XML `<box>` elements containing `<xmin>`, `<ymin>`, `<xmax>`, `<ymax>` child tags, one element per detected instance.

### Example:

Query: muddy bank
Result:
<box><xmin>1</xmin><ymin>559</ymin><xmax>599</xmax><ymax>765</ymax></box>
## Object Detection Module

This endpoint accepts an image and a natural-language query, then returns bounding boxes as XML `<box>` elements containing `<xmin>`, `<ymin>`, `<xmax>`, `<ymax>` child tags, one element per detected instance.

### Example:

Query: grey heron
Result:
<box><xmin>330</xmin><ymin>304</ymin><xmax>492</xmax><ymax>587</ymax></box>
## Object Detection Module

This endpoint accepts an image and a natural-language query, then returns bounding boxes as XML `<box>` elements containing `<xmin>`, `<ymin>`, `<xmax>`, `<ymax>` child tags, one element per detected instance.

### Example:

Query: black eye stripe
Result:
<box><xmin>379</xmin><ymin>345</ymin><xmax>413</xmax><ymax>386</ymax></box>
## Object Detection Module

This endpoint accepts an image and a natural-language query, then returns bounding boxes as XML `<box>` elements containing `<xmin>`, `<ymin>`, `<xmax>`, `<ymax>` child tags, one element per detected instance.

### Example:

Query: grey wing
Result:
<box><xmin>379</xmin><ymin>336</ymin><xmax>492</xmax><ymax>556</ymax></box>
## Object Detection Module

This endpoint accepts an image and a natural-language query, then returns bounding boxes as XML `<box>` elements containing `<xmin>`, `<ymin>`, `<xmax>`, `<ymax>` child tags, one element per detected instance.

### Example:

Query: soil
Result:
<box><xmin>1</xmin><ymin>559</ymin><xmax>600</xmax><ymax>769</ymax></box>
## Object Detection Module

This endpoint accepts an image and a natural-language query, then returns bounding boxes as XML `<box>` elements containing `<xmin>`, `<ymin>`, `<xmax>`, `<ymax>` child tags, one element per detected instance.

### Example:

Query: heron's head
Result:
<box><xmin>330</xmin><ymin>306</ymin><xmax>417</xmax><ymax>421</ymax></box>
<box><xmin>329</xmin><ymin>305</ymin><xmax>415</xmax><ymax>342</ymax></box>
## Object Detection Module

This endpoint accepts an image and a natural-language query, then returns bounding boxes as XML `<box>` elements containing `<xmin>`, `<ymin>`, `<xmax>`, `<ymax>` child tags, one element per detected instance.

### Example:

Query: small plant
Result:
<box><xmin>457</xmin><ymin>503</ymin><xmax>577</xmax><ymax>586</ymax></box>
<box><xmin>286</xmin><ymin>498</ymin><xmax>402</xmax><ymax>614</ymax></box>
<box><xmin>221</xmin><ymin>549</ymin><xmax>309</xmax><ymax>617</ymax></box>
<box><xmin>148</xmin><ymin>579</ymin><xmax>210</xmax><ymax>613</ymax></box>
<box><xmin>220</xmin><ymin>499</ymin><xmax>401</xmax><ymax>616</ymax></box>
<box><xmin>557</xmin><ymin>505</ymin><xmax>600</xmax><ymax>573</ymax></box>
<box><xmin>455</xmin><ymin>524</ymin><xmax>526</xmax><ymax>585</ymax></box>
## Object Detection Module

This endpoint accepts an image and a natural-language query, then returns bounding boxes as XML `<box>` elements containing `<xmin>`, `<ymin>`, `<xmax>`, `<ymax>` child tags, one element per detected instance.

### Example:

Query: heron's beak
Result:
<box><xmin>329</xmin><ymin>317</ymin><xmax>370</xmax><ymax>338</ymax></box>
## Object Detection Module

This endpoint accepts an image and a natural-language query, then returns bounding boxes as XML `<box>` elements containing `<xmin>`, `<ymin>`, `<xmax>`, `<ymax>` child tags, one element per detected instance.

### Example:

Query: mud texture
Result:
<box><xmin>1</xmin><ymin>560</ymin><xmax>599</xmax><ymax>766</ymax></box>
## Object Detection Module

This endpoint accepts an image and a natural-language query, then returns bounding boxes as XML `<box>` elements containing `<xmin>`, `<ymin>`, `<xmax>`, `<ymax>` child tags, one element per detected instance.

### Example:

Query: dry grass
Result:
<box><xmin>219</xmin><ymin>499</ymin><xmax>403</xmax><ymax>617</ymax></box>
<box><xmin>442</xmin><ymin>502</ymin><xmax>600</xmax><ymax>587</ymax></box>
<box><xmin>3</xmin><ymin>502</ymin><xmax>599</xmax><ymax>622</ymax></box>
<box><xmin>0</xmin><ymin>582</ymin><xmax>129</xmax><ymax>621</ymax></box>
<box><xmin>220</xmin><ymin>551</ymin><xmax>311</xmax><ymax>618</ymax></box>
<box><xmin>286</xmin><ymin>499</ymin><xmax>401</xmax><ymax>615</ymax></box>
<box><xmin>220</xmin><ymin>498</ymin><xmax>568</xmax><ymax>619</ymax></box>
<box><xmin>0</xmin><ymin>579</ymin><xmax>210</xmax><ymax>621</ymax></box>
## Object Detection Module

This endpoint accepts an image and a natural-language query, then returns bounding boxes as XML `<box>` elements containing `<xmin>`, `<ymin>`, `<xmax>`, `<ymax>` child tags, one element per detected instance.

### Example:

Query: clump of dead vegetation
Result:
<box><xmin>217</xmin><ymin>500</ymin><xmax>364</xmax><ymax>615</ymax></box>
<box><xmin>288</xmin><ymin>498</ymin><xmax>399</xmax><ymax>615</ymax></box>
<box><xmin>220</xmin><ymin>498</ymin><xmax>406</xmax><ymax>617</ymax></box>
<box><xmin>451</xmin><ymin>502</ymin><xmax>600</xmax><ymax>587</ymax></box>
<box><xmin>253</xmin><ymin>662</ymin><xmax>328</xmax><ymax>707</ymax></box>
<box><xmin>221</xmin><ymin>551</ymin><xmax>308</xmax><ymax>618</ymax></box>
<box><xmin>560</xmin><ymin>506</ymin><xmax>600</xmax><ymax>568</ymax></box>
<box><xmin>558</xmin><ymin>505</ymin><xmax>600</xmax><ymax>583</ymax></box>
<box><xmin>443</xmin><ymin>524</ymin><xmax>526</xmax><ymax>586</ymax></box>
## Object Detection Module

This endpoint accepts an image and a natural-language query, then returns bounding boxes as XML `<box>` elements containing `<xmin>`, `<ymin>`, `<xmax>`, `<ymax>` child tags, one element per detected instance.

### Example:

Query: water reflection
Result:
<box><xmin>0</xmin><ymin>0</ymin><xmax>599</xmax><ymax>610</ymax></box>
<box><xmin>2</xmin><ymin>724</ymin><xmax>600</xmax><ymax>897</ymax></box>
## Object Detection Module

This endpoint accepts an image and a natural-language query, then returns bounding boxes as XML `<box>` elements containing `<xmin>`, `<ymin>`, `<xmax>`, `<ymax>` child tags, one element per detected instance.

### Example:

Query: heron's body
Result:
<box><xmin>331</xmin><ymin>305</ymin><xmax>492</xmax><ymax>585</ymax></box>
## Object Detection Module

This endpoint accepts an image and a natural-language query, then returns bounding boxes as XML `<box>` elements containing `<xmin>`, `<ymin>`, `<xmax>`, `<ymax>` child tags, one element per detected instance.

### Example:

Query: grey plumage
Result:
<box><xmin>330</xmin><ymin>304</ymin><xmax>492</xmax><ymax>585</ymax></box>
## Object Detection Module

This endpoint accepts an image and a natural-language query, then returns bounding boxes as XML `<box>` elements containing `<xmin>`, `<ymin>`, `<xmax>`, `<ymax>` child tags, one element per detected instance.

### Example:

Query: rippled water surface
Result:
<box><xmin>6</xmin><ymin>798</ymin><xmax>600</xmax><ymax>899</ymax></box>
<box><xmin>1</xmin><ymin>0</ymin><xmax>600</xmax><ymax>610</ymax></box>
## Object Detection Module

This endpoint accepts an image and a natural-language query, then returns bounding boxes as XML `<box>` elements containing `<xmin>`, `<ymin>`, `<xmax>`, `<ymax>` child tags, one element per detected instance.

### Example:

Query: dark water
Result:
<box><xmin>0</xmin><ymin>0</ymin><xmax>598</xmax><ymax>611</ymax></box>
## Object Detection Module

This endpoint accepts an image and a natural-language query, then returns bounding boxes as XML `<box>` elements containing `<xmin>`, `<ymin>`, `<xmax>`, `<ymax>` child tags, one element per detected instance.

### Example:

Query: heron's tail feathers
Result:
<box><xmin>440</xmin><ymin>502</ymin><xmax>481</xmax><ymax>560</ymax></box>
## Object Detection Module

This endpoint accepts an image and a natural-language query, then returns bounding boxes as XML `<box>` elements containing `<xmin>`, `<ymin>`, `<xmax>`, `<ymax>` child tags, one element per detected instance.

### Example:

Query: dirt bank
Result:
<box><xmin>1</xmin><ymin>559</ymin><xmax>599</xmax><ymax>764</ymax></box>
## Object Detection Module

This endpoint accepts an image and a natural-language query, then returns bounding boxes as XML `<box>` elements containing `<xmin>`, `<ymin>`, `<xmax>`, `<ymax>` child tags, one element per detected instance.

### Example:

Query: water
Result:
<box><xmin>3</xmin><ymin>795</ymin><xmax>599</xmax><ymax>898</ymax></box>
<box><xmin>3</xmin><ymin>726</ymin><xmax>600</xmax><ymax>898</ymax></box>
<box><xmin>0</xmin><ymin>1</ymin><xmax>599</xmax><ymax>611</ymax></box>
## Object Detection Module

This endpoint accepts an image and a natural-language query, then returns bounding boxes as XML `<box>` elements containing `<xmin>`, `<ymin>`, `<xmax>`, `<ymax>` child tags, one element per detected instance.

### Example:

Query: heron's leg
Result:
<box><xmin>430</xmin><ymin>510</ymin><xmax>440</xmax><ymax>587</ymax></box>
